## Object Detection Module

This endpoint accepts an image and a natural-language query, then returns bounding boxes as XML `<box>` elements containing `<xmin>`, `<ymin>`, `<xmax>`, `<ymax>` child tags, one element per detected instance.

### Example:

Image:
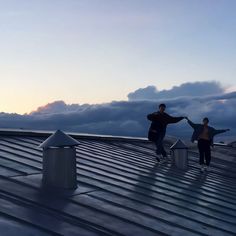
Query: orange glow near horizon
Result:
<box><xmin>1</xmin><ymin>83</ymin><xmax>236</xmax><ymax>115</ymax></box>
<box><xmin>1</xmin><ymin>1</ymin><xmax>236</xmax><ymax>115</ymax></box>
<box><xmin>0</xmin><ymin>95</ymin><xmax>129</xmax><ymax>115</ymax></box>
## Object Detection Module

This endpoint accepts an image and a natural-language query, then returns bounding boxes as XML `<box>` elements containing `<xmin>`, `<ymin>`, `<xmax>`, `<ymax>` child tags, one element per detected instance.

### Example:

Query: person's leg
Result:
<box><xmin>155</xmin><ymin>136</ymin><xmax>162</xmax><ymax>154</ymax></box>
<box><xmin>155</xmin><ymin>132</ymin><xmax>167</xmax><ymax>161</ymax></box>
<box><xmin>155</xmin><ymin>135</ymin><xmax>162</xmax><ymax>162</ymax></box>
<box><xmin>161</xmin><ymin>146</ymin><xmax>167</xmax><ymax>158</ymax></box>
<box><xmin>198</xmin><ymin>140</ymin><xmax>205</xmax><ymax>170</ymax></box>
<box><xmin>203</xmin><ymin>141</ymin><xmax>207</xmax><ymax>166</ymax></box>
<box><xmin>205</xmin><ymin>141</ymin><xmax>211</xmax><ymax>167</ymax></box>
<box><xmin>160</xmin><ymin>132</ymin><xmax>167</xmax><ymax>158</ymax></box>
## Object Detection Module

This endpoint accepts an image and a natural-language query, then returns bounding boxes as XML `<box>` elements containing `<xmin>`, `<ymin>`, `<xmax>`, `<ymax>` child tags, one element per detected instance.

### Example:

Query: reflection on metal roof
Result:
<box><xmin>0</xmin><ymin>130</ymin><xmax>235</xmax><ymax>235</ymax></box>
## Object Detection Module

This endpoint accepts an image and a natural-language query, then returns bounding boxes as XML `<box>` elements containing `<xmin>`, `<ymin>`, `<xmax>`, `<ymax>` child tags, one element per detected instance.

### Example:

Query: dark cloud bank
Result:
<box><xmin>1</xmin><ymin>81</ymin><xmax>235</xmax><ymax>142</ymax></box>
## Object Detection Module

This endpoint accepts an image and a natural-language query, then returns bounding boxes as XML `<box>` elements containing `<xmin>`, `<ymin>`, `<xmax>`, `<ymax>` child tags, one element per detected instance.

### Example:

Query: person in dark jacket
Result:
<box><xmin>186</xmin><ymin>117</ymin><xmax>230</xmax><ymax>172</ymax></box>
<box><xmin>147</xmin><ymin>104</ymin><xmax>185</xmax><ymax>162</ymax></box>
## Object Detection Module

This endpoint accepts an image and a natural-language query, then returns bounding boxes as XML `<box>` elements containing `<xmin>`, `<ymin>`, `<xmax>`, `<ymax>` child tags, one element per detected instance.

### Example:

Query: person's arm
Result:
<box><xmin>165</xmin><ymin>113</ymin><xmax>184</xmax><ymax>124</ymax></box>
<box><xmin>147</xmin><ymin>113</ymin><xmax>160</xmax><ymax>121</ymax></box>
<box><xmin>186</xmin><ymin>118</ymin><xmax>198</xmax><ymax>129</ymax></box>
<box><xmin>213</xmin><ymin>128</ymin><xmax>230</xmax><ymax>135</ymax></box>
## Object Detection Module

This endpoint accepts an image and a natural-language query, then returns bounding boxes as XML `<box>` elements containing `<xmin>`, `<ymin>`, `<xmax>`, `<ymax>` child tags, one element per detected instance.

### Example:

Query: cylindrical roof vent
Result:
<box><xmin>170</xmin><ymin>139</ymin><xmax>188</xmax><ymax>170</ymax></box>
<box><xmin>39</xmin><ymin>130</ymin><xmax>80</xmax><ymax>189</ymax></box>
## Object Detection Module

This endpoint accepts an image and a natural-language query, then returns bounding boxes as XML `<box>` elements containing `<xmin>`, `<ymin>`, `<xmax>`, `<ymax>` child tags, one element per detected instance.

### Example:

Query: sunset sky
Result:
<box><xmin>1</xmin><ymin>0</ymin><xmax>236</xmax><ymax>114</ymax></box>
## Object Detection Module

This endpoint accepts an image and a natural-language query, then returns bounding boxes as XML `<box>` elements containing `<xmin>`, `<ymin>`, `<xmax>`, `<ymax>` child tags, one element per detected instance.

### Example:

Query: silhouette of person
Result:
<box><xmin>186</xmin><ymin>117</ymin><xmax>230</xmax><ymax>172</ymax></box>
<box><xmin>147</xmin><ymin>104</ymin><xmax>185</xmax><ymax>162</ymax></box>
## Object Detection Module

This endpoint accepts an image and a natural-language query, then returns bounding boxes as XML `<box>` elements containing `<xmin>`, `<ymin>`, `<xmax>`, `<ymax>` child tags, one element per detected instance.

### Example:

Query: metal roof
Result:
<box><xmin>0</xmin><ymin>129</ymin><xmax>235</xmax><ymax>235</ymax></box>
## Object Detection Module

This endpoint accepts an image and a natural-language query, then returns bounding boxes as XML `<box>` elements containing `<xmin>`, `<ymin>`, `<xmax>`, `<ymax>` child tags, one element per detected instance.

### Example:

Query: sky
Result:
<box><xmin>0</xmin><ymin>0</ymin><xmax>236</xmax><ymax>114</ymax></box>
<box><xmin>1</xmin><ymin>81</ymin><xmax>236</xmax><ymax>141</ymax></box>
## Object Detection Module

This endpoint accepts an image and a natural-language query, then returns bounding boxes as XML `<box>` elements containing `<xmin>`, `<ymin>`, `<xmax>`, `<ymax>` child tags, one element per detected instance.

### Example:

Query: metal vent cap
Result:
<box><xmin>170</xmin><ymin>139</ymin><xmax>188</xmax><ymax>150</ymax></box>
<box><xmin>39</xmin><ymin>130</ymin><xmax>80</xmax><ymax>149</ymax></box>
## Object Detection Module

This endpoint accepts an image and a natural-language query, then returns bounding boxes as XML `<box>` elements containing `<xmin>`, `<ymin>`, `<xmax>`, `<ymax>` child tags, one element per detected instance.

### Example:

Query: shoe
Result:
<box><xmin>200</xmin><ymin>165</ymin><xmax>204</xmax><ymax>173</ymax></box>
<box><xmin>162</xmin><ymin>155</ymin><xmax>168</xmax><ymax>163</ymax></box>
<box><xmin>160</xmin><ymin>156</ymin><xmax>167</xmax><ymax>164</ymax></box>
<box><xmin>156</xmin><ymin>155</ymin><xmax>161</xmax><ymax>162</ymax></box>
<box><xmin>205</xmin><ymin>166</ymin><xmax>210</xmax><ymax>172</ymax></box>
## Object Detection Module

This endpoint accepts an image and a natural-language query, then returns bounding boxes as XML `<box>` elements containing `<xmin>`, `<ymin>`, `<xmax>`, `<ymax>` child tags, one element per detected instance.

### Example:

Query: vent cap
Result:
<box><xmin>170</xmin><ymin>139</ymin><xmax>188</xmax><ymax>150</ymax></box>
<box><xmin>39</xmin><ymin>130</ymin><xmax>80</xmax><ymax>148</ymax></box>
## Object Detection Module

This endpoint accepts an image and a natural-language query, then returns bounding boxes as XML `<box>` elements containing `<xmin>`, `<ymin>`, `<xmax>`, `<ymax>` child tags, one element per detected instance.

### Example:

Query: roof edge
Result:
<box><xmin>0</xmin><ymin>129</ymin><xmax>149</xmax><ymax>142</ymax></box>
<box><xmin>0</xmin><ymin>129</ymin><xmax>231</xmax><ymax>146</ymax></box>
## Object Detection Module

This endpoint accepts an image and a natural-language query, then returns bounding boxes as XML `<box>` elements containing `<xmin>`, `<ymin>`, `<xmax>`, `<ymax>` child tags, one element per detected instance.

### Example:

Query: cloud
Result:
<box><xmin>29</xmin><ymin>100</ymin><xmax>90</xmax><ymax>115</ymax></box>
<box><xmin>0</xmin><ymin>81</ymin><xmax>235</xmax><ymax>142</ymax></box>
<box><xmin>0</xmin><ymin>101</ymin><xmax>155</xmax><ymax>137</ymax></box>
<box><xmin>128</xmin><ymin>81</ymin><xmax>224</xmax><ymax>101</ymax></box>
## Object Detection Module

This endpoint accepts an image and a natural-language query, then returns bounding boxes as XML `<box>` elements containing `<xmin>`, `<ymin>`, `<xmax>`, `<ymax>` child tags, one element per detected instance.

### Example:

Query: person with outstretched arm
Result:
<box><xmin>147</xmin><ymin>103</ymin><xmax>185</xmax><ymax>162</ymax></box>
<box><xmin>186</xmin><ymin>117</ymin><xmax>230</xmax><ymax>172</ymax></box>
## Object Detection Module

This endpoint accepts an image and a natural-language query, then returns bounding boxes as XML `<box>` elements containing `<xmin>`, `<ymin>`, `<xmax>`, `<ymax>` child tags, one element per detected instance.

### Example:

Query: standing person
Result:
<box><xmin>147</xmin><ymin>104</ymin><xmax>185</xmax><ymax>162</ymax></box>
<box><xmin>186</xmin><ymin>117</ymin><xmax>230</xmax><ymax>172</ymax></box>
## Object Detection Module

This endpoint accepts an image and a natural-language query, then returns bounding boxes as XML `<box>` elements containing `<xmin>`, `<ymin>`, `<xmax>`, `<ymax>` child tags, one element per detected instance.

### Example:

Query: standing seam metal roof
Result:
<box><xmin>0</xmin><ymin>130</ymin><xmax>235</xmax><ymax>235</ymax></box>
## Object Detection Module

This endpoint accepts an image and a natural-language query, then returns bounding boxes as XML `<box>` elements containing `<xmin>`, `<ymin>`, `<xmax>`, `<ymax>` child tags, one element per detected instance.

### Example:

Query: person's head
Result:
<box><xmin>159</xmin><ymin>103</ymin><xmax>166</xmax><ymax>113</ymax></box>
<box><xmin>202</xmin><ymin>117</ymin><xmax>209</xmax><ymax>126</ymax></box>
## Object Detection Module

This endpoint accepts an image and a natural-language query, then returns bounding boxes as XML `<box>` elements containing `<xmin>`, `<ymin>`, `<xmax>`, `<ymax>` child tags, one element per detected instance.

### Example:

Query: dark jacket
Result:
<box><xmin>187</xmin><ymin>119</ymin><xmax>228</xmax><ymax>145</ymax></box>
<box><xmin>147</xmin><ymin>112</ymin><xmax>184</xmax><ymax>140</ymax></box>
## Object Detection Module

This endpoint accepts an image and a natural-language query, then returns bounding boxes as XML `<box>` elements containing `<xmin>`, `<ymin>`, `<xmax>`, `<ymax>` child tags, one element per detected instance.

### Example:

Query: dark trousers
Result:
<box><xmin>198</xmin><ymin>139</ymin><xmax>211</xmax><ymax>166</ymax></box>
<box><xmin>155</xmin><ymin>132</ymin><xmax>167</xmax><ymax>157</ymax></box>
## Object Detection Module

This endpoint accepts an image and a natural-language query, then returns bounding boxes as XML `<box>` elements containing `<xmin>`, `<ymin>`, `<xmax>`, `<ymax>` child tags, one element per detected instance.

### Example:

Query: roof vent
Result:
<box><xmin>170</xmin><ymin>139</ymin><xmax>188</xmax><ymax>170</ymax></box>
<box><xmin>39</xmin><ymin>130</ymin><xmax>80</xmax><ymax>189</ymax></box>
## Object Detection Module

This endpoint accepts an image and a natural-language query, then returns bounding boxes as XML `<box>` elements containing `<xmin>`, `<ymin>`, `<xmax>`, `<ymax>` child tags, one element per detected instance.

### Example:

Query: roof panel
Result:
<box><xmin>0</xmin><ymin>130</ymin><xmax>235</xmax><ymax>235</ymax></box>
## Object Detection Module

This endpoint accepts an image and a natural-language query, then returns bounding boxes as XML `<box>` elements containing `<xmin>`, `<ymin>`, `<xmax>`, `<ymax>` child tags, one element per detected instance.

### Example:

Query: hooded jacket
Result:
<box><xmin>187</xmin><ymin>119</ymin><xmax>228</xmax><ymax>146</ymax></box>
<box><xmin>147</xmin><ymin>112</ymin><xmax>184</xmax><ymax>135</ymax></box>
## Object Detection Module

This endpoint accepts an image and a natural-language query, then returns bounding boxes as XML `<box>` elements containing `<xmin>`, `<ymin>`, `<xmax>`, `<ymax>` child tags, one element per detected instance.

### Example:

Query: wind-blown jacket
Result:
<box><xmin>187</xmin><ymin>119</ymin><xmax>228</xmax><ymax>145</ymax></box>
<box><xmin>147</xmin><ymin>112</ymin><xmax>184</xmax><ymax>140</ymax></box>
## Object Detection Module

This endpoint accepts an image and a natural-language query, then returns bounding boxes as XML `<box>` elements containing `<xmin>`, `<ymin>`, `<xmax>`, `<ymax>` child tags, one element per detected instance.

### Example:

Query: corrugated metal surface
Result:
<box><xmin>0</xmin><ymin>133</ymin><xmax>235</xmax><ymax>236</ymax></box>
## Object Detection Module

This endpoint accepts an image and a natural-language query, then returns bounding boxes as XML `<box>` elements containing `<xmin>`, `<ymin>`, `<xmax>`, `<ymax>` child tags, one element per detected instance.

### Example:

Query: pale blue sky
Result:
<box><xmin>0</xmin><ymin>0</ymin><xmax>236</xmax><ymax>114</ymax></box>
